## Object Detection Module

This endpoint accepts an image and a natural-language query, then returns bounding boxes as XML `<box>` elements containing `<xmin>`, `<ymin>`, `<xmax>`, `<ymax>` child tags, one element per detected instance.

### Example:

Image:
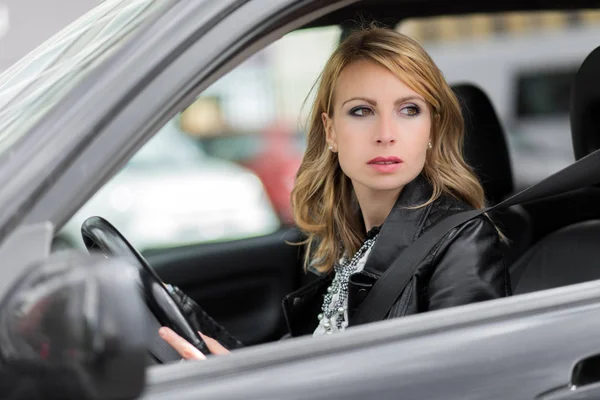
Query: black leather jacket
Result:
<box><xmin>176</xmin><ymin>175</ymin><xmax>511</xmax><ymax>348</ymax></box>
<box><xmin>282</xmin><ymin>175</ymin><xmax>511</xmax><ymax>337</ymax></box>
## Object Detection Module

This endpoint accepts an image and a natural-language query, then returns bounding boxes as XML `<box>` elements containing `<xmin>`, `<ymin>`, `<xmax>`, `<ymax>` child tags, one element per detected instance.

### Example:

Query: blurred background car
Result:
<box><xmin>194</xmin><ymin>122</ymin><xmax>303</xmax><ymax>225</ymax></box>
<box><xmin>55</xmin><ymin>118</ymin><xmax>280</xmax><ymax>251</ymax></box>
<box><xmin>178</xmin><ymin>95</ymin><xmax>304</xmax><ymax>225</ymax></box>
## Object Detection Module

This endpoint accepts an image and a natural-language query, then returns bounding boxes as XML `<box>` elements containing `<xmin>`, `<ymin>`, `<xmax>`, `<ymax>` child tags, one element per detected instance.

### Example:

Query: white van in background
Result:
<box><xmin>422</xmin><ymin>25</ymin><xmax>600</xmax><ymax>189</ymax></box>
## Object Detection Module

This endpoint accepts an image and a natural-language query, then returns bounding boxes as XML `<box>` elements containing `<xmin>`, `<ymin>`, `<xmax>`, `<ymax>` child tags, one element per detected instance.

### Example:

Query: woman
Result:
<box><xmin>159</xmin><ymin>27</ymin><xmax>511</xmax><ymax>359</ymax></box>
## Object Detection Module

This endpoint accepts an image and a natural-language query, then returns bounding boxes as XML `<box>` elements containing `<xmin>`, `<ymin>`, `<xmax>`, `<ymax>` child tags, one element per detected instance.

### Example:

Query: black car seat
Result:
<box><xmin>452</xmin><ymin>84</ymin><xmax>534</xmax><ymax>266</ymax></box>
<box><xmin>510</xmin><ymin>46</ymin><xmax>600</xmax><ymax>294</ymax></box>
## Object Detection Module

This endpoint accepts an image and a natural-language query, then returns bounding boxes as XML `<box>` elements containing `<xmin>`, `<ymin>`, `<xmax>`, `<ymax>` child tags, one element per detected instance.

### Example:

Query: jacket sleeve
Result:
<box><xmin>170</xmin><ymin>286</ymin><xmax>244</xmax><ymax>351</ymax></box>
<box><xmin>426</xmin><ymin>216</ymin><xmax>511</xmax><ymax>311</ymax></box>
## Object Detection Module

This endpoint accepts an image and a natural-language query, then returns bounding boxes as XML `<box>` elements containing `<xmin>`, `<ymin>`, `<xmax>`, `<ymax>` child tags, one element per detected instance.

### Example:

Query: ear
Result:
<box><xmin>321</xmin><ymin>112</ymin><xmax>337</xmax><ymax>150</ymax></box>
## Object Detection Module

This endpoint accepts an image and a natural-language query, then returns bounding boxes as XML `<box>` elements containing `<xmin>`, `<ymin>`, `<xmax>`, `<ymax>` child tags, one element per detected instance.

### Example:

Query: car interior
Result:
<box><xmin>510</xmin><ymin>45</ymin><xmax>600</xmax><ymax>295</ymax></box>
<box><xmin>49</xmin><ymin>0</ymin><xmax>600</xmax><ymax>351</ymax></box>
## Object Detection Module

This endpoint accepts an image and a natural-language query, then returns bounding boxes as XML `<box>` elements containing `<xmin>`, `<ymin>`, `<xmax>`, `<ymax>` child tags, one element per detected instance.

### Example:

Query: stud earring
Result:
<box><xmin>328</xmin><ymin>146</ymin><xmax>333</xmax><ymax>151</ymax></box>
<box><xmin>428</xmin><ymin>142</ymin><xmax>433</xmax><ymax>149</ymax></box>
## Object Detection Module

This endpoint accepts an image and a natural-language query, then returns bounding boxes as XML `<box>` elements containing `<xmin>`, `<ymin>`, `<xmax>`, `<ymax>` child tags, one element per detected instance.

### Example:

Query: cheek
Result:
<box><xmin>335</xmin><ymin>118</ymin><xmax>373</xmax><ymax>178</ymax></box>
<box><xmin>334</xmin><ymin>118</ymin><xmax>373</xmax><ymax>143</ymax></box>
<box><xmin>333</xmin><ymin>117</ymin><xmax>374</xmax><ymax>159</ymax></box>
<box><xmin>403</xmin><ymin>120</ymin><xmax>431</xmax><ymax>166</ymax></box>
<box><xmin>336</xmin><ymin>146</ymin><xmax>358</xmax><ymax>179</ymax></box>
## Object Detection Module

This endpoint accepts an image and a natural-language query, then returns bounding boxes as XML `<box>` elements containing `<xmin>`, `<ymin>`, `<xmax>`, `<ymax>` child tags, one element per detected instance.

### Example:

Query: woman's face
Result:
<box><xmin>323</xmin><ymin>60</ymin><xmax>432</xmax><ymax>196</ymax></box>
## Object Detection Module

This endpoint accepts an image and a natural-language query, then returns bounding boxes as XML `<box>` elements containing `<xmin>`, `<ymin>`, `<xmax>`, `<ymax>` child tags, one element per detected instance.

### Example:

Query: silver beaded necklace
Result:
<box><xmin>317</xmin><ymin>233</ymin><xmax>379</xmax><ymax>334</ymax></box>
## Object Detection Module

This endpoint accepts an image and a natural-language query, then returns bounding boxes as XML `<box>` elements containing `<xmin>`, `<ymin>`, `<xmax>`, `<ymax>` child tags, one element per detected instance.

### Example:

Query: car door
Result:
<box><xmin>145</xmin><ymin>229</ymin><xmax>304</xmax><ymax>345</ymax></box>
<box><xmin>140</xmin><ymin>279</ymin><xmax>600</xmax><ymax>400</ymax></box>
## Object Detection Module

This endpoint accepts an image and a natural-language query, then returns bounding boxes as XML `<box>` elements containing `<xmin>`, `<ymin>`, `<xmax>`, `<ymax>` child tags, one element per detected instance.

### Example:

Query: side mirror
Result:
<box><xmin>0</xmin><ymin>252</ymin><xmax>147</xmax><ymax>400</ymax></box>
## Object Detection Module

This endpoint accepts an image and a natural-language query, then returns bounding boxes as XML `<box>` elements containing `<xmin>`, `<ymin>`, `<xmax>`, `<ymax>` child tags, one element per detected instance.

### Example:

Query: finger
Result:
<box><xmin>159</xmin><ymin>327</ymin><xmax>206</xmax><ymax>360</ymax></box>
<box><xmin>199</xmin><ymin>332</ymin><xmax>231</xmax><ymax>355</ymax></box>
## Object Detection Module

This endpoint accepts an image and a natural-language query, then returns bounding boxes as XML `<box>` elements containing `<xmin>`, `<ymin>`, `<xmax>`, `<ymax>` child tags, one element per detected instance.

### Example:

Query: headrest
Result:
<box><xmin>571</xmin><ymin>46</ymin><xmax>600</xmax><ymax>160</ymax></box>
<box><xmin>452</xmin><ymin>84</ymin><xmax>514</xmax><ymax>204</ymax></box>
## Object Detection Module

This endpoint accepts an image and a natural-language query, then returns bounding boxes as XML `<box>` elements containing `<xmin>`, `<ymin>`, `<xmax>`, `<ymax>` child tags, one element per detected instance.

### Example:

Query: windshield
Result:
<box><xmin>0</xmin><ymin>0</ymin><xmax>166</xmax><ymax>157</ymax></box>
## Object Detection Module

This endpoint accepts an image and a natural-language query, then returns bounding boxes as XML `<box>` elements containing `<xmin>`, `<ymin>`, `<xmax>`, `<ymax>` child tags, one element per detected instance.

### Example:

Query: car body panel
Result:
<box><xmin>142</xmin><ymin>279</ymin><xmax>600</xmax><ymax>399</ymax></box>
<box><xmin>1</xmin><ymin>0</ymin><xmax>600</xmax><ymax>398</ymax></box>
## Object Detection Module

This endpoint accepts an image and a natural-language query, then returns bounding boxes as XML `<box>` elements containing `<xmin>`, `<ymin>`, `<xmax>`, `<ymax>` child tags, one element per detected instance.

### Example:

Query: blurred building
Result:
<box><xmin>399</xmin><ymin>10</ymin><xmax>600</xmax><ymax>43</ymax></box>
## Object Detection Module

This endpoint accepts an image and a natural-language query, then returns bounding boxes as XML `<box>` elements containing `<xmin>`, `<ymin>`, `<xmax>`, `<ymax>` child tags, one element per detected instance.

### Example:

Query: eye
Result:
<box><xmin>400</xmin><ymin>105</ymin><xmax>420</xmax><ymax>116</ymax></box>
<box><xmin>349</xmin><ymin>106</ymin><xmax>374</xmax><ymax>117</ymax></box>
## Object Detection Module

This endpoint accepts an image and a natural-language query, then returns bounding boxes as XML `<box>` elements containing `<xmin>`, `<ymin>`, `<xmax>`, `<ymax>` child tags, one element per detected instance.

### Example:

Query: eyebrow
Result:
<box><xmin>341</xmin><ymin>95</ymin><xmax>426</xmax><ymax>107</ymax></box>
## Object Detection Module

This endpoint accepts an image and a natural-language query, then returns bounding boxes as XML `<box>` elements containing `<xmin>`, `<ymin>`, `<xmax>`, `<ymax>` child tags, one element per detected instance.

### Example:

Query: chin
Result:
<box><xmin>363</xmin><ymin>178</ymin><xmax>411</xmax><ymax>192</ymax></box>
<box><xmin>350</xmin><ymin>169</ymin><xmax>422</xmax><ymax>194</ymax></box>
<box><xmin>362</xmin><ymin>172</ymin><xmax>420</xmax><ymax>193</ymax></box>
<box><xmin>366</xmin><ymin>183</ymin><xmax>407</xmax><ymax>192</ymax></box>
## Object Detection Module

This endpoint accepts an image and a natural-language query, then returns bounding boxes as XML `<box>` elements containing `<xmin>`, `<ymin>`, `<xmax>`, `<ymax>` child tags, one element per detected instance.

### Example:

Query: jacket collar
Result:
<box><xmin>361</xmin><ymin>174</ymin><xmax>433</xmax><ymax>278</ymax></box>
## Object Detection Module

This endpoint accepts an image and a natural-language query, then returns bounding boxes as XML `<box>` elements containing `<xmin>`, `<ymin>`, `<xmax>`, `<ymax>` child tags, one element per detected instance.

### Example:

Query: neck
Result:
<box><xmin>353</xmin><ymin>185</ymin><xmax>403</xmax><ymax>233</ymax></box>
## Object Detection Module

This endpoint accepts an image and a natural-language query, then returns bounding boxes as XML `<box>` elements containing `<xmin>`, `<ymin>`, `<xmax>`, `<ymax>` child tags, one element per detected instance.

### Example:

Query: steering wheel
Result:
<box><xmin>80</xmin><ymin>216</ymin><xmax>210</xmax><ymax>363</ymax></box>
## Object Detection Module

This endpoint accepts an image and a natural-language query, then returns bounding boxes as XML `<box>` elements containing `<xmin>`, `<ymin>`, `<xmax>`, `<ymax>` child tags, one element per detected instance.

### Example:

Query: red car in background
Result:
<box><xmin>199</xmin><ymin>122</ymin><xmax>303</xmax><ymax>225</ymax></box>
<box><xmin>241</xmin><ymin>123</ymin><xmax>302</xmax><ymax>225</ymax></box>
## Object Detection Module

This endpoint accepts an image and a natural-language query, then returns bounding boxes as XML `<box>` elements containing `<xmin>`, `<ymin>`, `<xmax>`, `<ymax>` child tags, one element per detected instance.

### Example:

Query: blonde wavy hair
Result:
<box><xmin>291</xmin><ymin>27</ymin><xmax>485</xmax><ymax>273</ymax></box>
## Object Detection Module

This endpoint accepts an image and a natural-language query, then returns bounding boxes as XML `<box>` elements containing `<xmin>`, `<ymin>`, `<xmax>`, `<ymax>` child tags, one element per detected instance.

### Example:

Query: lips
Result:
<box><xmin>367</xmin><ymin>156</ymin><xmax>403</xmax><ymax>173</ymax></box>
<box><xmin>367</xmin><ymin>156</ymin><xmax>403</xmax><ymax>165</ymax></box>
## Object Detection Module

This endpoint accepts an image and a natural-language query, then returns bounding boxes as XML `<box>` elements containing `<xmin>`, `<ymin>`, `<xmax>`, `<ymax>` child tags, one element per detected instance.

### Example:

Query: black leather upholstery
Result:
<box><xmin>453</xmin><ymin>84</ymin><xmax>533</xmax><ymax>265</ymax></box>
<box><xmin>512</xmin><ymin>46</ymin><xmax>600</xmax><ymax>294</ymax></box>
<box><xmin>454</xmin><ymin>84</ymin><xmax>513</xmax><ymax>205</ymax></box>
<box><xmin>512</xmin><ymin>220</ymin><xmax>600</xmax><ymax>294</ymax></box>
<box><xmin>571</xmin><ymin>46</ymin><xmax>600</xmax><ymax>161</ymax></box>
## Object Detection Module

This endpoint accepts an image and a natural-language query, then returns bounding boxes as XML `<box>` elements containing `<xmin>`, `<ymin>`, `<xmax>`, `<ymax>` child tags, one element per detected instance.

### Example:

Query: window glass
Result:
<box><xmin>54</xmin><ymin>26</ymin><xmax>341</xmax><ymax>252</ymax></box>
<box><xmin>181</xmin><ymin>26</ymin><xmax>341</xmax><ymax>226</ymax></box>
<box><xmin>0</xmin><ymin>0</ymin><xmax>166</xmax><ymax>157</ymax></box>
<box><xmin>398</xmin><ymin>10</ymin><xmax>600</xmax><ymax>190</ymax></box>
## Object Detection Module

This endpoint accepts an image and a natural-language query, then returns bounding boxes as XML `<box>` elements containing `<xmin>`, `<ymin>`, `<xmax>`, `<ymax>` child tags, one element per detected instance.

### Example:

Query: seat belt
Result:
<box><xmin>352</xmin><ymin>147</ymin><xmax>600</xmax><ymax>326</ymax></box>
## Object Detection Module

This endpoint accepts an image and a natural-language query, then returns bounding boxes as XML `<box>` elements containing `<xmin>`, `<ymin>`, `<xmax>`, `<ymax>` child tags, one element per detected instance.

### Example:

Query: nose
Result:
<box><xmin>375</xmin><ymin>115</ymin><xmax>396</xmax><ymax>145</ymax></box>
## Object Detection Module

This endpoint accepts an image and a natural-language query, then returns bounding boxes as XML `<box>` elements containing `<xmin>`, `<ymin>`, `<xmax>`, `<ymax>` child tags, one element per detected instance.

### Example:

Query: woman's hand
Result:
<box><xmin>158</xmin><ymin>327</ymin><xmax>231</xmax><ymax>360</ymax></box>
